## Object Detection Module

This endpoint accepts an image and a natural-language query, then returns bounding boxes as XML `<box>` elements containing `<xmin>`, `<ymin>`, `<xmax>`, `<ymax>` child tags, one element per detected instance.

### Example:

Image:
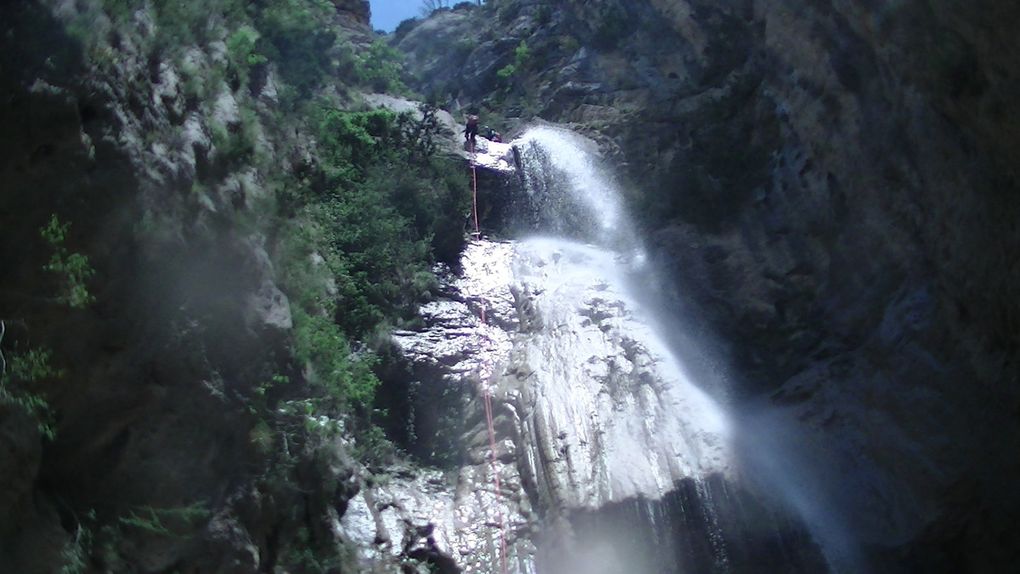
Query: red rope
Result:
<box><xmin>468</xmin><ymin>136</ymin><xmax>507</xmax><ymax>572</ymax></box>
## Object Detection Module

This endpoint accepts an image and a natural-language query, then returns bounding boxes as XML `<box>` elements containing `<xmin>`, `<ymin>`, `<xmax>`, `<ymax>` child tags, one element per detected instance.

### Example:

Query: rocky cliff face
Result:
<box><xmin>0</xmin><ymin>1</ymin><xmax>409</xmax><ymax>572</ymax></box>
<box><xmin>397</xmin><ymin>1</ymin><xmax>1020</xmax><ymax>571</ymax></box>
<box><xmin>332</xmin><ymin>0</ymin><xmax>370</xmax><ymax>26</ymax></box>
<box><xmin>5</xmin><ymin>3</ymin><xmax>294</xmax><ymax>571</ymax></box>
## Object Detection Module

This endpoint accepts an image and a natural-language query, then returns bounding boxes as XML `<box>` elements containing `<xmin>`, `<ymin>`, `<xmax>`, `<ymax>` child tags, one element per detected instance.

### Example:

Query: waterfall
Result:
<box><xmin>515</xmin><ymin>127</ymin><xmax>626</xmax><ymax>243</ymax></box>
<box><xmin>500</xmin><ymin>126</ymin><xmax>840</xmax><ymax>573</ymax></box>
<box><xmin>385</xmin><ymin>126</ymin><xmax>846</xmax><ymax>574</ymax></box>
<box><xmin>510</xmin><ymin>237</ymin><xmax>732</xmax><ymax>502</ymax></box>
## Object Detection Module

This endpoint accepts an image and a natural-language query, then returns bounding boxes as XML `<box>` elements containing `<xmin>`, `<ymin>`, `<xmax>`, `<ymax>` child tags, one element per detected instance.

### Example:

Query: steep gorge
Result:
<box><xmin>1</xmin><ymin>0</ymin><xmax>1018</xmax><ymax>573</ymax></box>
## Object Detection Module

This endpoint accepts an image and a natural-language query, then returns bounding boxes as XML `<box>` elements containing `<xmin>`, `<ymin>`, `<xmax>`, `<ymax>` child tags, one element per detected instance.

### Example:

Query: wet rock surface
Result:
<box><xmin>382</xmin><ymin>237</ymin><xmax>825</xmax><ymax>573</ymax></box>
<box><xmin>542</xmin><ymin>475</ymin><xmax>829</xmax><ymax>574</ymax></box>
<box><xmin>398</xmin><ymin>1</ymin><xmax>1020</xmax><ymax>570</ymax></box>
<box><xmin>507</xmin><ymin>239</ymin><xmax>730</xmax><ymax>509</ymax></box>
<box><xmin>370</xmin><ymin>241</ymin><xmax>535</xmax><ymax>573</ymax></box>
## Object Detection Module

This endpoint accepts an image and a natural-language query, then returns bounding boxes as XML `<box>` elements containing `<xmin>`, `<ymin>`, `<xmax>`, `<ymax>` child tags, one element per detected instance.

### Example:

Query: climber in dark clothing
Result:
<box><xmin>464</xmin><ymin>113</ymin><xmax>479</xmax><ymax>144</ymax></box>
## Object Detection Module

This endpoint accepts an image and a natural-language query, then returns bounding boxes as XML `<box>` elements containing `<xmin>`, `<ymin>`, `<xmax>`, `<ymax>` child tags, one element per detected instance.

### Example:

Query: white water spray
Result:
<box><xmin>510</xmin><ymin>236</ymin><xmax>732</xmax><ymax>505</ymax></box>
<box><xmin>501</xmin><ymin>125</ymin><xmax>852</xmax><ymax>572</ymax></box>
<box><xmin>465</xmin><ymin>128</ymin><xmax>730</xmax><ymax>520</ymax></box>
<box><xmin>516</xmin><ymin>127</ymin><xmax>625</xmax><ymax>239</ymax></box>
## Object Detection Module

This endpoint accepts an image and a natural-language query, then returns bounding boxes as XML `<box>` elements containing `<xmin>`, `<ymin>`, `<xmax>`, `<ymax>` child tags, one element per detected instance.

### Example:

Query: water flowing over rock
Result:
<box><xmin>398</xmin><ymin>3</ymin><xmax>1020</xmax><ymax>568</ymax></box>
<box><xmin>510</xmin><ymin>237</ymin><xmax>731</xmax><ymax>507</ymax></box>
<box><xmin>377</xmin><ymin>127</ymin><xmax>830</xmax><ymax>573</ymax></box>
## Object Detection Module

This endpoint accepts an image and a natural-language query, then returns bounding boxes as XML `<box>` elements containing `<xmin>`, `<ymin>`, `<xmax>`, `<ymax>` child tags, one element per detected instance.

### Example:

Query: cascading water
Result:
<box><xmin>505</xmin><ymin>128</ymin><xmax>731</xmax><ymax>502</ymax></box>
<box><xmin>515</xmin><ymin>127</ymin><xmax>626</xmax><ymax>242</ymax></box>
<box><xmin>382</xmin><ymin>126</ymin><xmax>846</xmax><ymax>574</ymax></box>
<box><xmin>494</xmin><ymin>127</ymin><xmax>834</xmax><ymax>573</ymax></box>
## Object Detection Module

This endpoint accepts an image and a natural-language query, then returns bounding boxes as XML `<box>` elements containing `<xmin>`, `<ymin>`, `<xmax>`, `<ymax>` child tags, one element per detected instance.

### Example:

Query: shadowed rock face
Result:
<box><xmin>0</xmin><ymin>1</ymin><xmax>362</xmax><ymax>571</ymax></box>
<box><xmin>332</xmin><ymin>0</ymin><xmax>370</xmax><ymax>26</ymax></box>
<box><xmin>398</xmin><ymin>0</ymin><xmax>1020</xmax><ymax>571</ymax></box>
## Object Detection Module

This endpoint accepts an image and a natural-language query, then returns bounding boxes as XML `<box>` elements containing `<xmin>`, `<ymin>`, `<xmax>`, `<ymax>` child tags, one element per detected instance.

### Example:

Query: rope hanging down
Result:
<box><xmin>469</xmin><ymin>138</ymin><xmax>508</xmax><ymax>574</ymax></box>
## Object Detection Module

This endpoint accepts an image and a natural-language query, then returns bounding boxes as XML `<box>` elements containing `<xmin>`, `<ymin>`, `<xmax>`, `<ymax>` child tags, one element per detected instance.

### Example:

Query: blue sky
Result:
<box><xmin>369</xmin><ymin>0</ymin><xmax>421</xmax><ymax>32</ymax></box>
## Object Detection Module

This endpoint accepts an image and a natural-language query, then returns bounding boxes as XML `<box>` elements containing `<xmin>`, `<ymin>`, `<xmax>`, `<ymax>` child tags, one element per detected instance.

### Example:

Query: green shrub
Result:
<box><xmin>1</xmin><ymin>346</ymin><xmax>60</xmax><ymax>440</ymax></box>
<box><xmin>40</xmin><ymin>215</ymin><xmax>95</xmax><ymax>309</ymax></box>
<box><xmin>275</xmin><ymin>106</ymin><xmax>469</xmax><ymax>415</ymax></box>
<box><xmin>249</xmin><ymin>418</ymin><xmax>275</xmax><ymax>454</ymax></box>
<box><xmin>101</xmin><ymin>0</ymin><xmax>137</xmax><ymax>23</ymax></box>
<box><xmin>453</xmin><ymin>38</ymin><xmax>474</xmax><ymax>62</ymax></box>
<box><xmin>291</xmin><ymin>308</ymin><xmax>379</xmax><ymax>410</ymax></box>
<box><xmin>514</xmin><ymin>39</ymin><xmax>531</xmax><ymax>66</ymax></box>
<box><xmin>559</xmin><ymin>34</ymin><xmax>580</xmax><ymax>54</ymax></box>
<box><xmin>59</xmin><ymin>511</ymin><xmax>95</xmax><ymax>574</ymax></box>
<box><xmin>536</xmin><ymin>5</ymin><xmax>552</xmax><ymax>25</ymax></box>
<box><xmin>152</xmin><ymin>0</ymin><xmax>204</xmax><ymax>48</ymax></box>
<box><xmin>353</xmin><ymin>40</ymin><xmax>408</xmax><ymax>93</ymax></box>
<box><xmin>256</xmin><ymin>0</ymin><xmax>337</xmax><ymax>98</ymax></box>
<box><xmin>282</xmin><ymin>527</ymin><xmax>358</xmax><ymax>573</ymax></box>
<box><xmin>316</xmin><ymin>108</ymin><xmax>399</xmax><ymax>182</ymax></box>
<box><xmin>155</xmin><ymin>0</ymin><xmax>249</xmax><ymax>45</ymax></box>
<box><xmin>497</xmin><ymin>40</ymin><xmax>530</xmax><ymax>82</ymax></box>
<box><xmin>210</xmin><ymin>108</ymin><xmax>260</xmax><ymax>167</ymax></box>
<box><xmin>226</xmin><ymin>25</ymin><xmax>267</xmax><ymax>87</ymax></box>
<box><xmin>497</xmin><ymin>63</ymin><xmax>516</xmax><ymax>79</ymax></box>
<box><xmin>118</xmin><ymin>504</ymin><xmax>211</xmax><ymax>538</ymax></box>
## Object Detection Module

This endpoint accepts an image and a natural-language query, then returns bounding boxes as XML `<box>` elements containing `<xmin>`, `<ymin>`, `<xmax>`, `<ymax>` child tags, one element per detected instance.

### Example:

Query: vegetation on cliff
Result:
<box><xmin>1</xmin><ymin>0</ymin><xmax>468</xmax><ymax>571</ymax></box>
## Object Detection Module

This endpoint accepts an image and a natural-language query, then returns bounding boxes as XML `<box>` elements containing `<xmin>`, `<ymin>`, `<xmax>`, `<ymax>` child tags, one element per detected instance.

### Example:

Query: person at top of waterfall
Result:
<box><xmin>464</xmin><ymin>113</ymin><xmax>479</xmax><ymax>145</ymax></box>
<box><xmin>486</xmin><ymin>126</ymin><xmax>503</xmax><ymax>143</ymax></box>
